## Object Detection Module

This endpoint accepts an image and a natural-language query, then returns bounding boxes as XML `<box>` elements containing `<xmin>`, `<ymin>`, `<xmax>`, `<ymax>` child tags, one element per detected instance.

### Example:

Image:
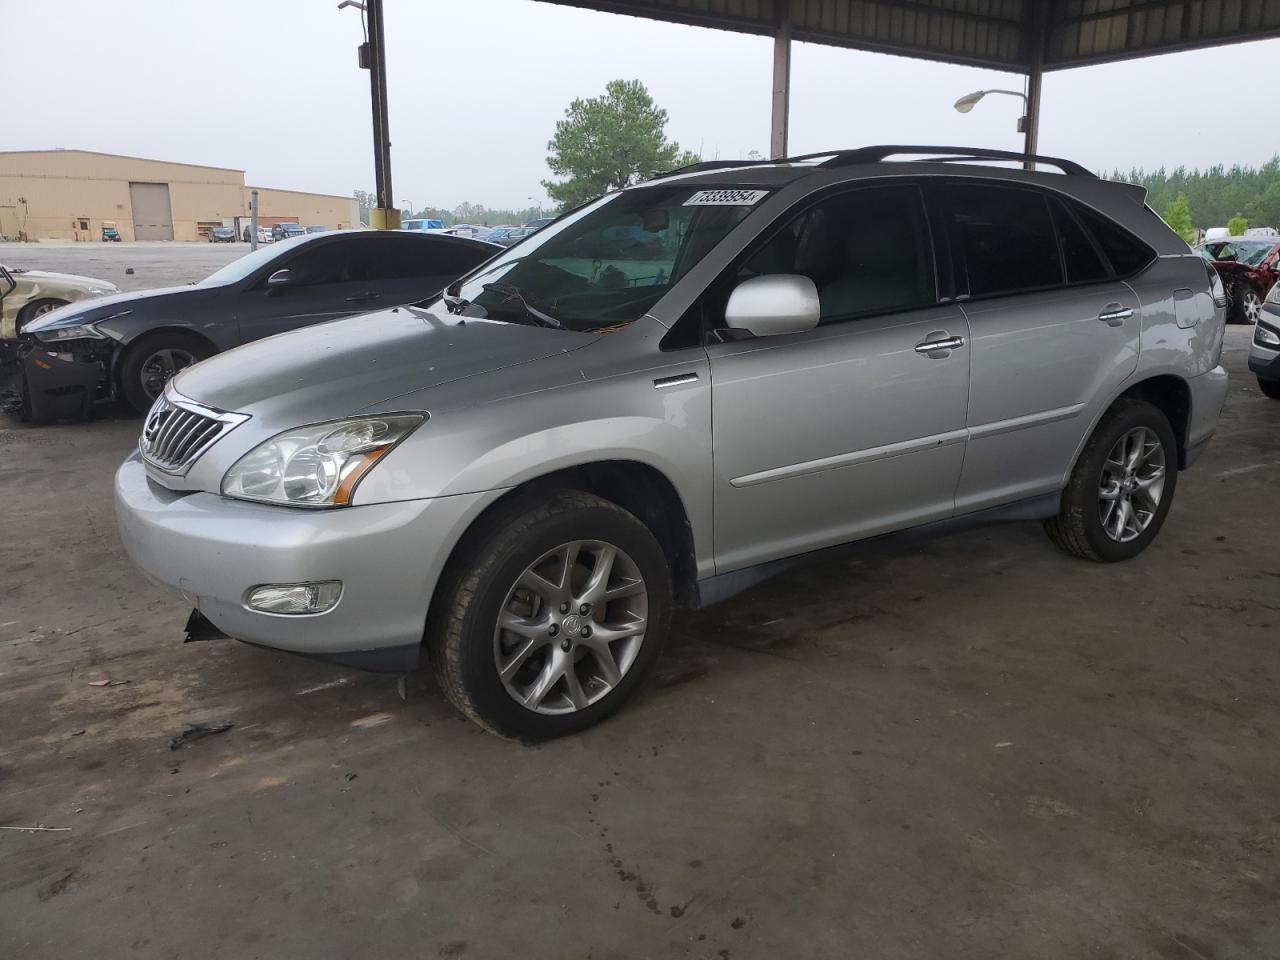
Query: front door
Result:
<box><xmin>236</xmin><ymin>236</ymin><xmax>377</xmax><ymax>343</ymax></box>
<box><xmin>705</xmin><ymin>183</ymin><xmax>971</xmax><ymax>573</ymax></box>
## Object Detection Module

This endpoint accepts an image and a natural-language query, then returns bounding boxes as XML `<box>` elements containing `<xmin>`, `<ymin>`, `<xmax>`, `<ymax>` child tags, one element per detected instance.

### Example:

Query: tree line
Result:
<box><xmin>1113</xmin><ymin>157</ymin><xmax>1280</xmax><ymax>240</ymax></box>
<box><xmin>357</xmin><ymin>80</ymin><xmax>1280</xmax><ymax>243</ymax></box>
<box><xmin>352</xmin><ymin>190</ymin><xmax>552</xmax><ymax>229</ymax></box>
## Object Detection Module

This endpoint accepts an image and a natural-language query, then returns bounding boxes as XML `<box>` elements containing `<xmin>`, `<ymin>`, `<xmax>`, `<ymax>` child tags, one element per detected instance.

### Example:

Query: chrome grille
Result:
<box><xmin>139</xmin><ymin>391</ymin><xmax>248</xmax><ymax>475</ymax></box>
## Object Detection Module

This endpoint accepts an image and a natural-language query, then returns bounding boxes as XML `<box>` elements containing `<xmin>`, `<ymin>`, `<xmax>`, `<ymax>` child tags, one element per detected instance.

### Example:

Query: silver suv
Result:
<box><xmin>115</xmin><ymin>146</ymin><xmax>1229</xmax><ymax>740</ymax></box>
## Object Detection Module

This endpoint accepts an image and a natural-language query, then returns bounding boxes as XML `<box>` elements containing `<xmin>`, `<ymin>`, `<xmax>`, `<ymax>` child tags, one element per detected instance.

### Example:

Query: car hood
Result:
<box><xmin>172</xmin><ymin>305</ymin><xmax>596</xmax><ymax>423</ymax></box>
<box><xmin>11</xmin><ymin>269</ymin><xmax>117</xmax><ymax>291</ymax></box>
<box><xmin>23</xmin><ymin>284</ymin><xmax>201</xmax><ymax>331</ymax></box>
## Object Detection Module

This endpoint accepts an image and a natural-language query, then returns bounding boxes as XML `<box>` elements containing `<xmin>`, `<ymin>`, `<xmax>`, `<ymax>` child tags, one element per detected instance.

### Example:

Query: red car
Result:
<box><xmin>1197</xmin><ymin>237</ymin><xmax>1280</xmax><ymax>324</ymax></box>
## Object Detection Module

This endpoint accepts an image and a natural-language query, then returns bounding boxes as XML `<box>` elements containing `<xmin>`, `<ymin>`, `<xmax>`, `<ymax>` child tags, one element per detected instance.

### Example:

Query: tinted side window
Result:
<box><xmin>363</xmin><ymin>236</ymin><xmax>437</xmax><ymax>281</ymax></box>
<box><xmin>740</xmin><ymin>184</ymin><xmax>936</xmax><ymax>323</ymax></box>
<box><xmin>425</xmin><ymin>239</ymin><xmax>494</xmax><ymax>278</ymax></box>
<box><xmin>947</xmin><ymin>184</ymin><xmax>1062</xmax><ymax>297</ymax></box>
<box><xmin>369</xmin><ymin>236</ymin><xmax>489</xmax><ymax>281</ymax></box>
<box><xmin>281</xmin><ymin>241</ymin><xmax>363</xmax><ymax>287</ymax></box>
<box><xmin>1050</xmin><ymin>198</ymin><xmax>1110</xmax><ymax>284</ymax></box>
<box><xmin>1074</xmin><ymin>205</ymin><xmax>1155</xmax><ymax>277</ymax></box>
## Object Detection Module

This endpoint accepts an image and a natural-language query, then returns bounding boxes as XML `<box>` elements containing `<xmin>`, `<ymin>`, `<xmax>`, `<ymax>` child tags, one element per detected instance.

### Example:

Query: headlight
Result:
<box><xmin>221</xmin><ymin>414</ymin><xmax>425</xmax><ymax>507</ymax></box>
<box><xmin>1256</xmin><ymin>323</ymin><xmax>1280</xmax><ymax>348</ymax></box>
<box><xmin>87</xmin><ymin>287</ymin><xmax>114</xmax><ymax>295</ymax></box>
<box><xmin>33</xmin><ymin>323</ymin><xmax>108</xmax><ymax>342</ymax></box>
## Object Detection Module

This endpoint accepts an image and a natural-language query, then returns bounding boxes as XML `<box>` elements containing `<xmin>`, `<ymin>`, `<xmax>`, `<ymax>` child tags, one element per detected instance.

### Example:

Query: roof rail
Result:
<box><xmin>810</xmin><ymin>145</ymin><xmax>1095</xmax><ymax>178</ymax></box>
<box><xmin>651</xmin><ymin>145</ymin><xmax>1096</xmax><ymax>182</ymax></box>
<box><xmin>651</xmin><ymin>158</ymin><xmax>771</xmax><ymax>180</ymax></box>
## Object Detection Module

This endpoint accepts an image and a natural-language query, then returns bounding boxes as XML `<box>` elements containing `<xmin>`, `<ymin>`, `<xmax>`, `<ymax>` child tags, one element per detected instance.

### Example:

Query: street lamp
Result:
<box><xmin>953</xmin><ymin>88</ymin><xmax>1036</xmax><ymax>168</ymax></box>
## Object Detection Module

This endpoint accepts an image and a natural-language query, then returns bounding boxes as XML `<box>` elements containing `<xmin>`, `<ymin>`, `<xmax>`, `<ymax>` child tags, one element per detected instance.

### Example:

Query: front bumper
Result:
<box><xmin>114</xmin><ymin>454</ymin><xmax>499</xmax><ymax>671</ymax></box>
<box><xmin>22</xmin><ymin>340</ymin><xmax>112</xmax><ymax>420</ymax></box>
<box><xmin>1248</xmin><ymin>311</ymin><xmax>1280</xmax><ymax>380</ymax></box>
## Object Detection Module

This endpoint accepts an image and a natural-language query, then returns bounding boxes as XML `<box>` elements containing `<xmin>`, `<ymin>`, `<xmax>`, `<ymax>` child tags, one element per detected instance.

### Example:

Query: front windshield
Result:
<box><xmin>1204</xmin><ymin>241</ymin><xmax>1273</xmax><ymax>266</ymax></box>
<box><xmin>446</xmin><ymin>185</ymin><xmax>763</xmax><ymax>332</ymax></box>
<box><xmin>198</xmin><ymin>236</ymin><xmax>307</xmax><ymax>286</ymax></box>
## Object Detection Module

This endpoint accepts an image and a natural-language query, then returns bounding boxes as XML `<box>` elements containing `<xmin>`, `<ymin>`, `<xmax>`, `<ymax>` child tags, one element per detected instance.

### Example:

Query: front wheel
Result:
<box><xmin>17</xmin><ymin>298</ymin><xmax>69</xmax><ymax>331</ymax></box>
<box><xmin>1259</xmin><ymin>377</ymin><xmax>1280</xmax><ymax>400</ymax></box>
<box><xmin>118</xmin><ymin>332</ymin><xmax>213</xmax><ymax>414</ymax></box>
<box><xmin>1045</xmin><ymin>398</ymin><xmax>1178</xmax><ymax>562</ymax></box>
<box><xmin>427</xmin><ymin>491</ymin><xmax>672</xmax><ymax>740</ymax></box>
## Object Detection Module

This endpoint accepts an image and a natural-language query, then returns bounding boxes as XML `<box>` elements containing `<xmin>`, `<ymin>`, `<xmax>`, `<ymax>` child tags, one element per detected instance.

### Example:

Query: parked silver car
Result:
<box><xmin>115</xmin><ymin>146</ymin><xmax>1229</xmax><ymax>740</ymax></box>
<box><xmin>1248</xmin><ymin>281</ymin><xmax>1280</xmax><ymax>398</ymax></box>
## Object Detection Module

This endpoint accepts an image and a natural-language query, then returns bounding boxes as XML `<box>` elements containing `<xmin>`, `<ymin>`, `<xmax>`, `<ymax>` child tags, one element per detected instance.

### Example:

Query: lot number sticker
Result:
<box><xmin>683</xmin><ymin>189</ymin><xmax>769</xmax><ymax>207</ymax></box>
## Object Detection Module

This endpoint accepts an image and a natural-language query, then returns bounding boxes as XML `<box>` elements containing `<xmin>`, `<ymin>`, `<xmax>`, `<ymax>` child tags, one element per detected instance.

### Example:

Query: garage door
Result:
<box><xmin>129</xmin><ymin>182</ymin><xmax>173</xmax><ymax>241</ymax></box>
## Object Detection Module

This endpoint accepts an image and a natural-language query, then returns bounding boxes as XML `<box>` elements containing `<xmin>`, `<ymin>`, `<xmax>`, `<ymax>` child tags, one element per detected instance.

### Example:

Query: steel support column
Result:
<box><xmin>366</xmin><ymin>0</ymin><xmax>399</xmax><ymax>229</ymax></box>
<box><xmin>770</xmin><ymin>9</ymin><xmax>791</xmax><ymax>160</ymax></box>
<box><xmin>1023</xmin><ymin>2</ymin><xmax>1046</xmax><ymax>170</ymax></box>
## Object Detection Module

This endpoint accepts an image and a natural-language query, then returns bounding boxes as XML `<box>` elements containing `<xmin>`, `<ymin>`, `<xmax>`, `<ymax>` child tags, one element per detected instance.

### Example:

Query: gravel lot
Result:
<box><xmin>2</xmin><ymin>240</ymin><xmax>266</xmax><ymax>290</ymax></box>
<box><xmin>1</xmin><ymin>243</ymin><xmax>1278</xmax><ymax>959</ymax></box>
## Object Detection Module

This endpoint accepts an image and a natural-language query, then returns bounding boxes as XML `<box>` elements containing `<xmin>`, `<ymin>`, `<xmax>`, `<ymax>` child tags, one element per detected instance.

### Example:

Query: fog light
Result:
<box><xmin>246</xmin><ymin>581</ymin><xmax>342</xmax><ymax>615</ymax></box>
<box><xmin>1256</xmin><ymin>323</ymin><xmax>1280</xmax><ymax>348</ymax></box>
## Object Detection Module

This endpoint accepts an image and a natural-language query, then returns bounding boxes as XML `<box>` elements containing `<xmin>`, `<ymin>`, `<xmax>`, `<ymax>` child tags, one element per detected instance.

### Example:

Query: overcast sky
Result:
<box><xmin>5</xmin><ymin>0</ymin><xmax>1278</xmax><ymax>211</ymax></box>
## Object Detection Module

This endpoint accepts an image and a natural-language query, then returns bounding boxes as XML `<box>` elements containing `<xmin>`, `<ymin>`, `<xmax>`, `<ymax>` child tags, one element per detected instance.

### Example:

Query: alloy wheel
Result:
<box><xmin>30</xmin><ymin>301</ymin><xmax>61</xmax><ymax>319</ymax></box>
<box><xmin>1097</xmin><ymin>426</ymin><xmax>1166</xmax><ymax>543</ymax></box>
<box><xmin>140</xmin><ymin>348</ymin><xmax>197</xmax><ymax>400</ymax></box>
<box><xmin>494</xmin><ymin>540</ymin><xmax>648</xmax><ymax>715</ymax></box>
<box><xmin>1243</xmin><ymin>290</ymin><xmax>1262</xmax><ymax>324</ymax></box>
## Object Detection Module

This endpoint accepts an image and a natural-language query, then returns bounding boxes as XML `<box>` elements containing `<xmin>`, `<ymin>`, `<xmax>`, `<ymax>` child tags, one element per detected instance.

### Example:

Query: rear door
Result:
<box><xmin>944</xmin><ymin>181</ymin><xmax>1142</xmax><ymax>513</ymax></box>
<box><xmin>706</xmin><ymin>182</ymin><xmax>971</xmax><ymax>573</ymax></box>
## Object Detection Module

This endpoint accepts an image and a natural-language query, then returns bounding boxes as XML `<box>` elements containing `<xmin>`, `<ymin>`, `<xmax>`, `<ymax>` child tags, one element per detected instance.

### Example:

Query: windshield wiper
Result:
<box><xmin>481</xmin><ymin>282</ymin><xmax>562</xmax><ymax>329</ymax></box>
<box><xmin>441</xmin><ymin>291</ymin><xmax>474</xmax><ymax>315</ymax></box>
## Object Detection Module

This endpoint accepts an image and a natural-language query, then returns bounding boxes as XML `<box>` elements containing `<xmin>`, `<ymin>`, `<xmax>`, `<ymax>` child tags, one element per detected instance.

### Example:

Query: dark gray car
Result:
<box><xmin>18</xmin><ymin>230</ymin><xmax>498</xmax><ymax>420</ymax></box>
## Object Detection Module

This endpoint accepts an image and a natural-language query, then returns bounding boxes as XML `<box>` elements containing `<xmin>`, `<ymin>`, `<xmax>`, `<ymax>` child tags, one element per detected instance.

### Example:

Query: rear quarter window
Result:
<box><xmin>1073</xmin><ymin>204</ymin><xmax>1156</xmax><ymax>278</ymax></box>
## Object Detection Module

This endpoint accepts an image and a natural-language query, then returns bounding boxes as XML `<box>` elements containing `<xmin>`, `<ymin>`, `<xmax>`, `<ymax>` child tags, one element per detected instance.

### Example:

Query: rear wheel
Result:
<box><xmin>1259</xmin><ymin>377</ymin><xmax>1280</xmax><ymax>400</ymax></box>
<box><xmin>118</xmin><ymin>332</ymin><xmax>213</xmax><ymax>413</ymax></box>
<box><xmin>427</xmin><ymin>490</ymin><xmax>671</xmax><ymax>740</ymax></box>
<box><xmin>17</xmin><ymin>298</ymin><xmax>69</xmax><ymax>331</ymax></box>
<box><xmin>1231</xmin><ymin>287</ymin><xmax>1262</xmax><ymax>324</ymax></box>
<box><xmin>1045</xmin><ymin>399</ymin><xmax>1178</xmax><ymax>562</ymax></box>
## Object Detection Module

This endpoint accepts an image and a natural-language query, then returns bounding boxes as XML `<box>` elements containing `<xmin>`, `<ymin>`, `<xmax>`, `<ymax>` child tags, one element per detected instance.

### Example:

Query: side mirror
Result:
<box><xmin>266</xmin><ymin>268</ymin><xmax>295</xmax><ymax>293</ymax></box>
<box><xmin>724</xmin><ymin>274</ymin><xmax>820</xmax><ymax>338</ymax></box>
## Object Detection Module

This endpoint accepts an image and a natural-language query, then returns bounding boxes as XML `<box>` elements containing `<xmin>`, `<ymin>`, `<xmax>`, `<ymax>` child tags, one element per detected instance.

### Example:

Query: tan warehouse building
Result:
<box><xmin>0</xmin><ymin>150</ymin><xmax>359</xmax><ymax>242</ymax></box>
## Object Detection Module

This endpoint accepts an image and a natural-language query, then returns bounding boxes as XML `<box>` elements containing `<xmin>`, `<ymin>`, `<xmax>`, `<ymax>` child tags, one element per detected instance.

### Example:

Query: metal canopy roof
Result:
<box><xmin>536</xmin><ymin>0</ymin><xmax>1280</xmax><ymax>71</ymax></box>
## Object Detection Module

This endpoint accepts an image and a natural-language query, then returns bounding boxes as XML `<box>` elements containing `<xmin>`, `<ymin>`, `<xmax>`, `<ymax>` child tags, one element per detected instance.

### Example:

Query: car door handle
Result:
<box><xmin>345</xmin><ymin>292</ymin><xmax>381</xmax><ymax>303</ymax></box>
<box><xmin>914</xmin><ymin>334</ymin><xmax>965</xmax><ymax>356</ymax></box>
<box><xmin>653</xmin><ymin>372</ymin><xmax>699</xmax><ymax>389</ymax></box>
<box><xmin>1098</xmin><ymin>303</ymin><xmax>1133</xmax><ymax>327</ymax></box>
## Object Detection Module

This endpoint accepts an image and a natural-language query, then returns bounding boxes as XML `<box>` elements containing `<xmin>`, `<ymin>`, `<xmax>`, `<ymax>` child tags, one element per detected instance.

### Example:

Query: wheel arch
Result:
<box><xmin>1061</xmin><ymin>373</ymin><xmax>1193</xmax><ymax>486</ymax></box>
<box><xmin>110</xmin><ymin>325</ymin><xmax>219</xmax><ymax>391</ymax></box>
<box><xmin>429</xmin><ymin>459</ymin><xmax>700</xmax><ymax>630</ymax></box>
<box><xmin>1114</xmin><ymin>374</ymin><xmax>1191</xmax><ymax>468</ymax></box>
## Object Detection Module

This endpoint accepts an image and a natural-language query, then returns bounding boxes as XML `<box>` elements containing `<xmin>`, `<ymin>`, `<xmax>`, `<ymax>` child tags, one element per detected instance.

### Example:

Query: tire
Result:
<box><xmin>427</xmin><ymin>490</ymin><xmax>672</xmax><ymax>741</ymax></box>
<box><xmin>17</xmin><ymin>298</ymin><xmax>69</xmax><ymax>331</ymax></box>
<box><xmin>118</xmin><ymin>331</ymin><xmax>213</xmax><ymax>414</ymax></box>
<box><xmin>1045</xmin><ymin>398</ymin><xmax>1178</xmax><ymax>563</ymax></box>
<box><xmin>1259</xmin><ymin>377</ymin><xmax>1280</xmax><ymax>400</ymax></box>
<box><xmin>1230</xmin><ymin>286</ymin><xmax>1262</xmax><ymax>325</ymax></box>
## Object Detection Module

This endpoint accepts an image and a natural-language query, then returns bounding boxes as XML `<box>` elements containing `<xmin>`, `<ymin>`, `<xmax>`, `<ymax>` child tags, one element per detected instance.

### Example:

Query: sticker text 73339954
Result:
<box><xmin>683</xmin><ymin>189</ymin><xmax>770</xmax><ymax>207</ymax></box>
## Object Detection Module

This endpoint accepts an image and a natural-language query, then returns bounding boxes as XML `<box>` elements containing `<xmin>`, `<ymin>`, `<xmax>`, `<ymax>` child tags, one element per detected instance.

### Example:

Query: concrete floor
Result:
<box><xmin>1</xmin><ymin>250</ymin><xmax>1279</xmax><ymax>956</ymax></box>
